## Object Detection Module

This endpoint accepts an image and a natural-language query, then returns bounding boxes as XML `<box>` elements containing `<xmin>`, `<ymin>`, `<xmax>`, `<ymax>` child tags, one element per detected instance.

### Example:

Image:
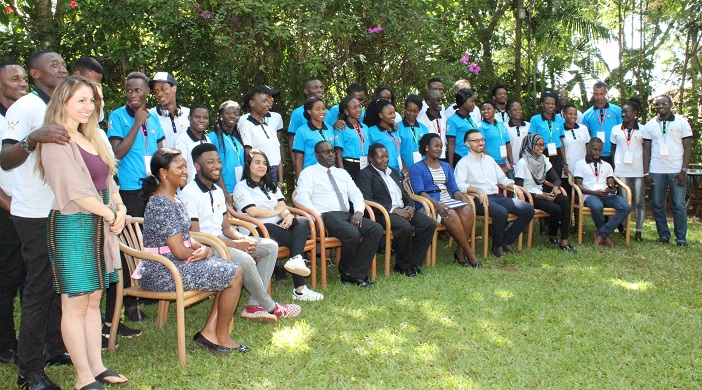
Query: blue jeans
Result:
<box><xmin>474</xmin><ymin>195</ymin><xmax>535</xmax><ymax>248</ymax></box>
<box><xmin>622</xmin><ymin>177</ymin><xmax>645</xmax><ymax>232</ymax></box>
<box><xmin>650</xmin><ymin>172</ymin><xmax>687</xmax><ymax>243</ymax></box>
<box><xmin>584</xmin><ymin>194</ymin><xmax>631</xmax><ymax>239</ymax></box>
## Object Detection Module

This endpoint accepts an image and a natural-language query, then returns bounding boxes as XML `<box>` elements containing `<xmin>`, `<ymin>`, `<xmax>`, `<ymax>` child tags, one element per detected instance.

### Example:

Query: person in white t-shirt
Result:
<box><xmin>240</xmin><ymin>86</ymin><xmax>284</xmax><ymax>184</ymax></box>
<box><xmin>642</xmin><ymin>95</ymin><xmax>693</xmax><ymax>246</ymax></box>
<box><xmin>149</xmin><ymin>72</ymin><xmax>190</xmax><ymax>148</ymax></box>
<box><xmin>561</xmin><ymin>103</ymin><xmax>590</xmax><ymax>197</ymax></box>
<box><xmin>173</xmin><ymin>104</ymin><xmax>211</xmax><ymax>183</ymax></box>
<box><xmin>610</xmin><ymin>98</ymin><xmax>645</xmax><ymax>241</ymax></box>
<box><xmin>573</xmin><ymin>138</ymin><xmax>631</xmax><ymax>247</ymax></box>
<box><xmin>505</xmin><ymin>99</ymin><xmax>531</xmax><ymax>166</ymax></box>
<box><xmin>417</xmin><ymin>90</ymin><xmax>447</xmax><ymax>160</ymax></box>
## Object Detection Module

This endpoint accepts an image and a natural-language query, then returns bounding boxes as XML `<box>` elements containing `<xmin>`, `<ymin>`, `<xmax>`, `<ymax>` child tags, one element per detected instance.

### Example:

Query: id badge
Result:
<box><xmin>234</xmin><ymin>165</ymin><xmax>244</xmax><ymax>182</ymax></box>
<box><xmin>144</xmin><ymin>156</ymin><xmax>152</xmax><ymax>176</ymax></box>
<box><xmin>547</xmin><ymin>142</ymin><xmax>557</xmax><ymax>156</ymax></box>
<box><xmin>397</xmin><ymin>155</ymin><xmax>403</xmax><ymax>171</ymax></box>
<box><xmin>360</xmin><ymin>156</ymin><xmax>369</xmax><ymax>169</ymax></box>
<box><xmin>412</xmin><ymin>151</ymin><xmax>422</xmax><ymax>163</ymax></box>
<box><xmin>499</xmin><ymin>145</ymin><xmax>508</xmax><ymax>158</ymax></box>
<box><xmin>660</xmin><ymin>144</ymin><xmax>670</xmax><ymax>156</ymax></box>
<box><xmin>624</xmin><ymin>150</ymin><xmax>633</xmax><ymax>164</ymax></box>
<box><xmin>597</xmin><ymin>131</ymin><xmax>605</xmax><ymax>141</ymax></box>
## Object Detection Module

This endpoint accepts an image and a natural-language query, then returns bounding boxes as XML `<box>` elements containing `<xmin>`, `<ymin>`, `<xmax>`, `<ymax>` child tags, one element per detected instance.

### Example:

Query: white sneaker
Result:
<box><xmin>291</xmin><ymin>286</ymin><xmax>324</xmax><ymax>301</ymax></box>
<box><xmin>283</xmin><ymin>254</ymin><xmax>311</xmax><ymax>277</ymax></box>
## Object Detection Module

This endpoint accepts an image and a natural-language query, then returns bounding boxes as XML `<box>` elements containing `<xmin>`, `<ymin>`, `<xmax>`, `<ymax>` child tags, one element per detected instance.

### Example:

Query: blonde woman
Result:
<box><xmin>39</xmin><ymin>76</ymin><xmax>128</xmax><ymax>389</ymax></box>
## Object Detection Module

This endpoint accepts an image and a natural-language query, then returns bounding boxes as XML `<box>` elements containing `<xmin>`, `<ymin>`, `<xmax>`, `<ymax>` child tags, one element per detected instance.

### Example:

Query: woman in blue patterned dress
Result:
<box><xmin>140</xmin><ymin>148</ymin><xmax>249</xmax><ymax>354</ymax></box>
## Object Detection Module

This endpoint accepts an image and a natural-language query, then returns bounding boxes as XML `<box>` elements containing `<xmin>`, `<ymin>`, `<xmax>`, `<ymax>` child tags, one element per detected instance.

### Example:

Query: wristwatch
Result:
<box><xmin>19</xmin><ymin>136</ymin><xmax>32</xmax><ymax>153</ymax></box>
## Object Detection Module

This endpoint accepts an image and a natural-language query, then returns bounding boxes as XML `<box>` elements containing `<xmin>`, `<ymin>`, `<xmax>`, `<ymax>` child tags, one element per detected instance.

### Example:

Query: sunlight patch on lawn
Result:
<box><xmin>438</xmin><ymin>374</ymin><xmax>476</xmax><ymax>388</ymax></box>
<box><xmin>419</xmin><ymin>301</ymin><xmax>456</xmax><ymax>326</ymax></box>
<box><xmin>270</xmin><ymin>321</ymin><xmax>311</xmax><ymax>352</ymax></box>
<box><xmin>610</xmin><ymin>279</ymin><xmax>653</xmax><ymax>291</ymax></box>
<box><xmin>478</xmin><ymin>320</ymin><xmax>511</xmax><ymax>346</ymax></box>
<box><xmin>494</xmin><ymin>289</ymin><xmax>514</xmax><ymax>300</ymax></box>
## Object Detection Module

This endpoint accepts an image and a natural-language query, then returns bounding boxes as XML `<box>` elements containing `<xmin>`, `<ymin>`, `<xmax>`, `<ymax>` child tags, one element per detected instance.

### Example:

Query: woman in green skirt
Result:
<box><xmin>39</xmin><ymin>76</ymin><xmax>129</xmax><ymax>390</ymax></box>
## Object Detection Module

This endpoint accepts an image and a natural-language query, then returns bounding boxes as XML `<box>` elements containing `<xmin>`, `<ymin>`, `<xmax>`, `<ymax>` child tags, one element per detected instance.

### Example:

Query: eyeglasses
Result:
<box><xmin>317</xmin><ymin>149</ymin><xmax>335</xmax><ymax>155</ymax></box>
<box><xmin>467</xmin><ymin>139</ymin><xmax>485</xmax><ymax>144</ymax></box>
<box><xmin>654</xmin><ymin>101</ymin><xmax>671</xmax><ymax>107</ymax></box>
<box><xmin>535</xmin><ymin>143</ymin><xmax>545</xmax><ymax>147</ymax></box>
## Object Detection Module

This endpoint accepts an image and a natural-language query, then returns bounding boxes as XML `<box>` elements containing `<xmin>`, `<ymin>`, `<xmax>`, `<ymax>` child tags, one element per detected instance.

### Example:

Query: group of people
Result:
<box><xmin>0</xmin><ymin>49</ymin><xmax>693</xmax><ymax>390</ymax></box>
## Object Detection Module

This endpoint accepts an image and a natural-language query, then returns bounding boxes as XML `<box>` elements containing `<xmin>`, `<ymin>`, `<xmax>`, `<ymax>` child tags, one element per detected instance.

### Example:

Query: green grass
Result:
<box><xmin>2</xmin><ymin>218</ymin><xmax>702</xmax><ymax>389</ymax></box>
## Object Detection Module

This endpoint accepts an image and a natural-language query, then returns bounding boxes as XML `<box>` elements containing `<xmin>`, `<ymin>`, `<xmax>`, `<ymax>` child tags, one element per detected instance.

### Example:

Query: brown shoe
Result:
<box><xmin>604</xmin><ymin>237</ymin><xmax>614</xmax><ymax>247</ymax></box>
<box><xmin>502</xmin><ymin>244</ymin><xmax>521</xmax><ymax>254</ymax></box>
<box><xmin>492</xmin><ymin>246</ymin><xmax>505</xmax><ymax>258</ymax></box>
<box><xmin>593</xmin><ymin>231</ymin><xmax>604</xmax><ymax>246</ymax></box>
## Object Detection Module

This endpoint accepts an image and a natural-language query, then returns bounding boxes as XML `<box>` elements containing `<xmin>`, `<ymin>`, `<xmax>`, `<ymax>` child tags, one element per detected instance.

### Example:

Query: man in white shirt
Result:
<box><xmin>0</xmin><ymin>49</ymin><xmax>70</xmax><ymax>389</ymax></box>
<box><xmin>417</xmin><ymin>90</ymin><xmax>447</xmax><ymax>160</ymax></box>
<box><xmin>556</xmin><ymin>89</ymin><xmax>583</xmax><ymax>124</ymax></box>
<box><xmin>295</xmin><ymin>140</ymin><xmax>383</xmax><ymax>287</ymax></box>
<box><xmin>491</xmin><ymin>84</ymin><xmax>510</xmax><ymax>123</ymax></box>
<box><xmin>0</xmin><ymin>59</ymin><xmax>28</xmax><ymax>366</ymax></box>
<box><xmin>455</xmin><ymin>130</ymin><xmax>535</xmax><ymax>258</ymax></box>
<box><xmin>180</xmin><ymin>143</ymin><xmax>300</xmax><ymax>322</ymax></box>
<box><xmin>642</xmin><ymin>95</ymin><xmax>693</xmax><ymax>246</ymax></box>
<box><xmin>573</xmin><ymin>138</ymin><xmax>631</xmax><ymax>247</ymax></box>
<box><xmin>355</xmin><ymin>143</ymin><xmax>436</xmax><ymax>277</ymax></box>
<box><xmin>173</xmin><ymin>104</ymin><xmax>211</xmax><ymax>183</ymax></box>
<box><xmin>149</xmin><ymin>72</ymin><xmax>190</xmax><ymax>148</ymax></box>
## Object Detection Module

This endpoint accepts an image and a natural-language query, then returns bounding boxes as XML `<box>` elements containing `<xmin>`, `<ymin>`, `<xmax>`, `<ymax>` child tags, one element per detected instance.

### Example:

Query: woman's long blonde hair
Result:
<box><xmin>37</xmin><ymin>75</ymin><xmax>117</xmax><ymax>177</ymax></box>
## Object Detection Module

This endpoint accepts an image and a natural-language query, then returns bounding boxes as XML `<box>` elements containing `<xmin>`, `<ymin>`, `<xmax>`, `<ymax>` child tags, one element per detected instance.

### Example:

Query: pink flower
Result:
<box><xmin>473</xmin><ymin>66</ymin><xmax>481</xmax><ymax>75</ymax></box>
<box><xmin>5</xmin><ymin>6</ymin><xmax>12</xmax><ymax>14</ymax></box>
<box><xmin>199</xmin><ymin>12</ymin><xmax>211</xmax><ymax>19</ymax></box>
<box><xmin>368</xmin><ymin>26</ymin><xmax>383</xmax><ymax>34</ymax></box>
<box><xmin>69</xmin><ymin>0</ymin><xmax>78</xmax><ymax>8</ymax></box>
<box><xmin>194</xmin><ymin>2</ymin><xmax>201</xmax><ymax>9</ymax></box>
<box><xmin>460</xmin><ymin>55</ymin><xmax>470</xmax><ymax>63</ymax></box>
<box><xmin>468</xmin><ymin>63</ymin><xmax>475</xmax><ymax>72</ymax></box>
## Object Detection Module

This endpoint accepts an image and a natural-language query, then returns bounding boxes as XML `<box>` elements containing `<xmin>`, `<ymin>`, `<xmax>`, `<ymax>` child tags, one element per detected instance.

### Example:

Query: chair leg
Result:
<box><xmin>157</xmin><ymin>301</ymin><xmax>169</xmax><ymax>328</ymax></box>
<box><xmin>527</xmin><ymin>220</ymin><xmax>533</xmax><ymax>248</ymax></box>
<box><xmin>577</xmin><ymin>212</ymin><xmax>584</xmax><ymax>245</ymax></box>
<box><xmin>431</xmin><ymin>232</ymin><xmax>438</xmax><ymax>266</ymax></box>
<box><xmin>309</xmin><ymin>247</ymin><xmax>317</xmax><ymax>290</ymax></box>
<box><xmin>320</xmin><ymin>244</ymin><xmax>327</xmax><ymax>289</ymax></box>
<box><xmin>108</xmin><ymin>270</ymin><xmax>124</xmax><ymax>353</ymax></box>
<box><xmin>175</xmin><ymin>295</ymin><xmax>186</xmax><ymax>367</ymax></box>
<box><xmin>384</xmin><ymin>236</ymin><xmax>391</xmax><ymax>277</ymax></box>
<box><xmin>483</xmin><ymin>220</ymin><xmax>489</xmax><ymax>259</ymax></box>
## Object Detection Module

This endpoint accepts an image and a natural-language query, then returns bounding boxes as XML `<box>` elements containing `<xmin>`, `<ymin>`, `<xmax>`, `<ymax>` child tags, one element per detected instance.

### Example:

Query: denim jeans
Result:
<box><xmin>621</xmin><ymin>177</ymin><xmax>645</xmax><ymax>232</ymax></box>
<box><xmin>584</xmin><ymin>194</ymin><xmax>631</xmax><ymax>239</ymax></box>
<box><xmin>650</xmin><ymin>172</ymin><xmax>687</xmax><ymax>243</ymax></box>
<box><xmin>473</xmin><ymin>195</ymin><xmax>535</xmax><ymax>248</ymax></box>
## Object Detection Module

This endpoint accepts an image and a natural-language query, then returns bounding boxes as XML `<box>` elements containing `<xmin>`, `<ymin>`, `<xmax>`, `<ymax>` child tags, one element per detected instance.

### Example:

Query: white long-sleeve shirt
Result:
<box><xmin>295</xmin><ymin>163</ymin><xmax>365</xmax><ymax>215</ymax></box>
<box><xmin>454</xmin><ymin>152</ymin><xmax>513</xmax><ymax>195</ymax></box>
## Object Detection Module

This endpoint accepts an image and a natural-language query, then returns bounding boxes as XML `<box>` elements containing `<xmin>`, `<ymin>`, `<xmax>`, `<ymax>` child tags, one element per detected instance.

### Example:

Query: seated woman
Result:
<box><xmin>514</xmin><ymin>133</ymin><xmax>576</xmax><ymax>253</ymax></box>
<box><xmin>409</xmin><ymin>133</ymin><xmax>481</xmax><ymax>268</ymax></box>
<box><xmin>292</xmin><ymin>96</ymin><xmax>339</xmax><ymax>178</ymax></box>
<box><xmin>140</xmin><ymin>148</ymin><xmax>249</xmax><ymax>354</ymax></box>
<box><xmin>233</xmin><ymin>150</ymin><xmax>324</xmax><ymax>301</ymax></box>
<box><xmin>335</xmin><ymin>95</ymin><xmax>369</xmax><ymax>181</ymax></box>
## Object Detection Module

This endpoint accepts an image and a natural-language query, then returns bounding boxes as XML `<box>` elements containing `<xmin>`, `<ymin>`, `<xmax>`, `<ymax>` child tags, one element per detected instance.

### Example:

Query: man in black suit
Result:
<box><xmin>356</xmin><ymin>143</ymin><xmax>436</xmax><ymax>277</ymax></box>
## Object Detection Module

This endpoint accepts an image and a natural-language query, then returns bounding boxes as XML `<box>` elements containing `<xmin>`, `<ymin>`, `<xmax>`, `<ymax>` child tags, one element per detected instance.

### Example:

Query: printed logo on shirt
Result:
<box><xmin>6</xmin><ymin>120</ymin><xmax>18</xmax><ymax>132</ymax></box>
<box><xmin>108</xmin><ymin>120</ymin><xmax>114</xmax><ymax>130</ymax></box>
<box><xmin>235</xmin><ymin>194</ymin><xmax>245</xmax><ymax>204</ymax></box>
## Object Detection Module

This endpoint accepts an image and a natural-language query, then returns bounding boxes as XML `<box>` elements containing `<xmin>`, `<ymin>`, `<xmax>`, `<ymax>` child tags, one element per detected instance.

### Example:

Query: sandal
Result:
<box><xmin>75</xmin><ymin>381</ymin><xmax>105</xmax><ymax>390</ymax></box>
<box><xmin>95</xmin><ymin>369</ymin><xmax>129</xmax><ymax>387</ymax></box>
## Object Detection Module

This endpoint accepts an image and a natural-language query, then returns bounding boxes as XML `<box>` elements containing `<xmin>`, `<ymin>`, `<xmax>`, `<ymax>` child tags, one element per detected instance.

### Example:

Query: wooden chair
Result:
<box><xmin>569</xmin><ymin>175</ymin><xmax>632</xmax><ymax>246</ymax></box>
<box><xmin>228</xmin><ymin>208</ymin><xmax>317</xmax><ymax>286</ymax></box>
<box><xmin>522</xmin><ymin>184</ymin><xmax>567</xmax><ymax>248</ymax></box>
<box><xmin>473</xmin><ymin>185</ymin><xmax>524</xmax><ymax>259</ymax></box>
<box><xmin>402</xmin><ymin>178</ymin><xmax>468</xmax><ymax>266</ymax></box>
<box><xmin>292</xmin><ymin>191</ymin><xmax>377</xmax><ymax>288</ymax></box>
<box><xmin>109</xmin><ymin>217</ymin><xmax>234</xmax><ymax>366</ymax></box>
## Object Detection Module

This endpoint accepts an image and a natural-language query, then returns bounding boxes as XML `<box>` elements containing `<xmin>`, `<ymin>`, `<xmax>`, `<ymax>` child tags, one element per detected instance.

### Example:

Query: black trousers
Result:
<box><xmin>532</xmin><ymin>194</ymin><xmax>571</xmax><ymax>240</ymax></box>
<box><xmin>0</xmin><ymin>208</ymin><xmax>25</xmax><ymax>353</ymax></box>
<box><xmin>104</xmin><ymin>189</ymin><xmax>145</xmax><ymax>319</ymax></box>
<box><xmin>473</xmin><ymin>195</ymin><xmax>535</xmax><ymax>248</ymax></box>
<box><xmin>264</xmin><ymin>217</ymin><xmax>309</xmax><ymax>288</ymax></box>
<box><xmin>378</xmin><ymin>212</ymin><xmax>436</xmax><ymax>269</ymax></box>
<box><xmin>13</xmin><ymin>216</ymin><xmax>64</xmax><ymax>375</ymax></box>
<box><xmin>322</xmin><ymin>211</ymin><xmax>383</xmax><ymax>279</ymax></box>
<box><xmin>342</xmin><ymin>160</ymin><xmax>361</xmax><ymax>182</ymax></box>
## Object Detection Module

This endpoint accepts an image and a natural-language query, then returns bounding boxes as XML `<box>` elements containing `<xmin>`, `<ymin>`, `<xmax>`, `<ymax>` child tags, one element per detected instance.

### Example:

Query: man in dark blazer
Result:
<box><xmin>356</xmin><ymin>143</ymin><xmax>436</xmax><ymax>277</ymax></box>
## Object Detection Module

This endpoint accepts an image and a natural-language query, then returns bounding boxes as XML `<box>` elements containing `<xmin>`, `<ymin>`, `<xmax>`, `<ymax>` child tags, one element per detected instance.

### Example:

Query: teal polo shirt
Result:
<box><xmin>368</xmin><ymin>124</ymin><xmax>402</xmax><ymax>171</ymax></box>
<box><xmin>337</xmin><ymin>121</ymin><xmax>369</xmax><ymax>159</ymax></box>
<box><xmin>582</xmin><ymin>102</ymin><xmax>622</xmax><ymax>157</ymax></box>
<box><xmin>292</xmin><ymin>121</ymin><xmax>337</xmax><ymax>169</ymax></box>
<box><xmin>324</xmin><ymin>104</ymin><xmax>366</xmax><ymax>129</ymax></box>
<box><xmin>208</xmin><ymin>130</ymin><xmax>245</xmax><ymax>193</ymax></box>
<box><xmin>446</xmin><ymin>111</ymin><xmax>478</xmax><ymax>159</ymax></box>
<box><xmin>398</xmin><ymin>119</ymin><xmax>429</xmax><ymax>169</ymax></box>
<box><xmin>477</xmin><ymin>120</ymin><xmax>510</xmax><ymax>165</ymax></box>
<box><xmin>107</xmin><ymin>106</ymin><xmax>165</xmax><ymax>190</ymax></box>
<box><xmin>529</xmin><ymin>113</ymin><xmax>566</xmax><ymax>148</ymax></box>
<box><xmin>287</xmin><ymin>105</ymin><xmax>305</xmax><ymax>135</ymax></box>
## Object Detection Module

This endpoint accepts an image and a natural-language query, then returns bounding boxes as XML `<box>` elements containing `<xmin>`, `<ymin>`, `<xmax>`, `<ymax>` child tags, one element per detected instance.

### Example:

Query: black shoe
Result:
<box><xmin>76</xmin><ymin>381</ymin><xmax>105</xmax><ymax>390</ymax></box>
<box><xmin>340</xmin><ymin>274</ymin><xmax>376</xmax><ymax>287</ymax></box>
<box><xmin>45</xmin><ymin>352</ymin><xmax>71</xmax><ymax>367</ymax></box>
<box><xmin>17</xmin><ymin>372</ymin><xmax>61</xmax><ymax>390</ymax></box>
<box><xmin>393</xmin><ymin>266</ymin><xmax>417</xmax><ymax>277</ymax></box>
<box><xmin>192</xmin><ymin>331</ymin><xmax>249</xmax><ymax>354</ymax></box>
<box><xmin>102</xmin><ymin>322</ymin><xmax>142</xmax><ymax>339</ymax></box>
<box><xmin>559</xmin><ymin>244</ymin><xmax>577</xmax><ymax>254</ymax></box>
<box><xmin>410</xmin><ymin>265</ymin><xmax>424</xmax><ymax>275</ymax></box>
<box><xmin>101</xmin><ymin>335</ymin><xmax>119</xmax><ymax>351</ymax></box>
<box><xmin>492</xmin><ymin>246</ymin><xmax>505</xmax><ymax>258</ymax></box>
<box><xmin>125</xmin><ymin>305</ymin><xmax>147</xmax><ymax>322</ymax></box>
<box><xmin>656</xmin><ymin>238</ymin><xmax>670</xmax><ymax>244</ymax></box>
<box><xmin>0</xmin><ymin>348</ymin><xmax>15</xmax><ymax>364</ymax></box>
<box><xmin>453</xmin><ymin>251</ymin><xmax>470</xmax><ymax>267</ymax></box>
<box><xmin>274</xmin><ymin>260</ymin><xmax>287</xmax><ymax>281</ymax></box>
<box><xmin>548</xmin><ymin>237</ymin><xmax>559</xmax><ymax>246</ymax></box>
<box><xmin>635</xmin><ymin>232</ymin><xmax>643</xmax><ymax>242</ymax></box>
<box><xmin>502</xmin><ymin>244</ymin><xmax>521</xmax><ymax>254</ymax></box>
<box><xmin>677</xmin><ymin>241</ymin><xmax>688</xmax><ymax>247</ymax></box>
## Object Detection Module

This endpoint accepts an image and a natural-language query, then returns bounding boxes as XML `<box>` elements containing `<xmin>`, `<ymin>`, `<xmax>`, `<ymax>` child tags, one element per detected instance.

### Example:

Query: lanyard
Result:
<box><xmin>589</xmin><ymin>161</ymin><xmax>601</xmax><ymax>183</ymax></box>
<box><xmin>387</xmin><ymin>130</ymin><xmax>400</xmax><ymax>151</ymax></box>
<box><xmin>431</xmin><ymin>119</ymin><xmax>442</xmax><ymax>137</ymax></box>
<box><xmin>465</xmin><ymin>116</ymin><xmax>476</xmax><ymax>130</ymax></box>
<box><xmin>141</xmin><ymin>122</ymin><xmax>149</xmax><ymax>153</ymax></box>
<box><xmin>259</xmin><ymin>184</ymin><xmax>272</xmax><ymax>200</ymax></box>
<box><xmin>623</xmin><ymin>126</ymin><xmax>635</xmax><ymax>149</ymax></box>
<box><xmin>228</xmin><ymin>133</ymin><xmax>243</xmax><ymax>162</ymax></box>
<box><xmin>546</xmin><ymin>119</ymin><xmax>553</xmax><ymax>141</ymax></box>
<box><xmin>409</xmin><ymin>124</ymin><xmax>419</xmax><ymax>145</ymax></box>
<box><xmin>353</xmin><ymin>122</ymin><xmax>365</xmax><ymax>153</ymax></box>
<box><xmin>597</xmin><ymin>108</ymin><xmax>607</xmax><ymax>130</ymax></box>
<box><xmin>260</xmin><ymin>123</ymin><xmax>270</xmax><ymax>139</ymax></box>
<box><xmin>658</xmin><ymin>120</ymin><xmax>669</xmax><ymax>141</ymax></box>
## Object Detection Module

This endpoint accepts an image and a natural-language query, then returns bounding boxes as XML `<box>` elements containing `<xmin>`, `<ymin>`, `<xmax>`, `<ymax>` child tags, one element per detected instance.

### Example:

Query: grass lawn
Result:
<box><xmin>1</xmin><ymin>218</ymin><xmax>701</xmax><ymax>389</ymax></box>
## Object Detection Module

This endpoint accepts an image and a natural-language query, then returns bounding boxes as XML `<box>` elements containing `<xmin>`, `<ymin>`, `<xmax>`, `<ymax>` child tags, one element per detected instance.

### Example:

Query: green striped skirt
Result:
<box><xmin>47</xmin><ymin>190</ymin><xmax>118</xmax><ymax>297</ymax></box>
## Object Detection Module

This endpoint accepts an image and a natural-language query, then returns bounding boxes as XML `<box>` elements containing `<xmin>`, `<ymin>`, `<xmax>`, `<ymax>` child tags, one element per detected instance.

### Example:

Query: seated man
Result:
<box><xmin>356</xmin><ymin>143</ymin><xmax>436</xmax><ymax>277</ymax></box>
<box><xmin>179</xmin><ymin>144</ymin><xmax>300</xmax><ymax>322</ymax></box>
<box><xmin>573</xmin><ymin>137</ymin><xmax>631</xmax><ymax>247</ymax></box>
<box><xmin>295</xmin><ymin>140</ymin><xmax>383</xmax><ymax>287</ymax></box>
<box><xmin>455</xmin><ymin>130</ymin><xmax>535</xmax><ymax>258</ymax></box>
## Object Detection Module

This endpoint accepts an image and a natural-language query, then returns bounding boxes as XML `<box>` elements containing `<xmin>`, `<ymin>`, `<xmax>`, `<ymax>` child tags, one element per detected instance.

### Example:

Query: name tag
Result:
<box><xmin>547</xmin><ymin>142</ymin><xmax>557</xmax><ymax>156</ymax></box>
<box><xmin>593</xmin><ymin>183</ymin><xmax>607</xmax><ymax>191</ymax></box>
<box><xmin>360</xmin><ymin>155</ymin><xmax>368</xmax><ymax>170</ymax></box>
<box><xmin>144</xmin><ymin>156</ymin><xmax>152</xmax><ymax>176</ymax></box>
<box><xmin>597</xmin><ymin>131</ymin><xmax>605</xmax><ymax>141</ymax></box>
<box><xmin>660</xmin><ymin>144</ymin><xmax>670</xmax><ymax>156</ymax></box>
<box><xmin>412</xmin><ymin>151</ymin><xmax>422</xmax><ymax>163</ymax></box>
<box><xmin>397</xmin><ymin>155</ymin><xmax>403</xmax><ymax>171</ymax></box>
<box><xmin>499</xmin><ymin>145</ymin><xmax>508</xmax><ymax>158</ymax></box>
<box><xmin>235</xmin><ymin>165</ymin><xmax>243</xmax><ymax>182</ymax></box>
<box><xmin>624</xmin><ymin>150</ymin><xmax>633</xmax><ymax>164</ymax></box>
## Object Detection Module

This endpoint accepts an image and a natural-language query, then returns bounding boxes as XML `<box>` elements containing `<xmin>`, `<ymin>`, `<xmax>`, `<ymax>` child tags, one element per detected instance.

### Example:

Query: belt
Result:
<box><xmin>143</xmin><ymin>238</ymin><xmax>191</xmax><ymax>255</ymax></box>
<box><xmin>343</xmin><ymin>158</ymin><xmax>360</xmax><ymax>163</ymax></box>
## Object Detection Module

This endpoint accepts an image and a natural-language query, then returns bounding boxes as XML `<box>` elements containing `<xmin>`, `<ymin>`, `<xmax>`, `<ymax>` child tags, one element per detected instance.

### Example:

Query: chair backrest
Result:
<box><xmin>119</xmin><ymin>217</ymin><xmax>145</xmax><ymax>287</ymax></box>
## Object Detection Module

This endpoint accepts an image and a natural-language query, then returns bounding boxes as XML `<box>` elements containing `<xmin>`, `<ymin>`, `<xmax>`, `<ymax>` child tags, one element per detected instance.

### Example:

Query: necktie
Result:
<box><xmin>327</xmin><ymin>169</ymin><xmax>348</xmax><ymax>212</ymax></box>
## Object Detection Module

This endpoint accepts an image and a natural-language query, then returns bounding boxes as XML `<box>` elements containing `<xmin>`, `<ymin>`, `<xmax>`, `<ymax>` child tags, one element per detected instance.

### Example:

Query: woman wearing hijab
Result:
<box><xmin>514</xmin><ymin>133</ymin><xmax>576</xmax><ymax>253</ymax></box>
